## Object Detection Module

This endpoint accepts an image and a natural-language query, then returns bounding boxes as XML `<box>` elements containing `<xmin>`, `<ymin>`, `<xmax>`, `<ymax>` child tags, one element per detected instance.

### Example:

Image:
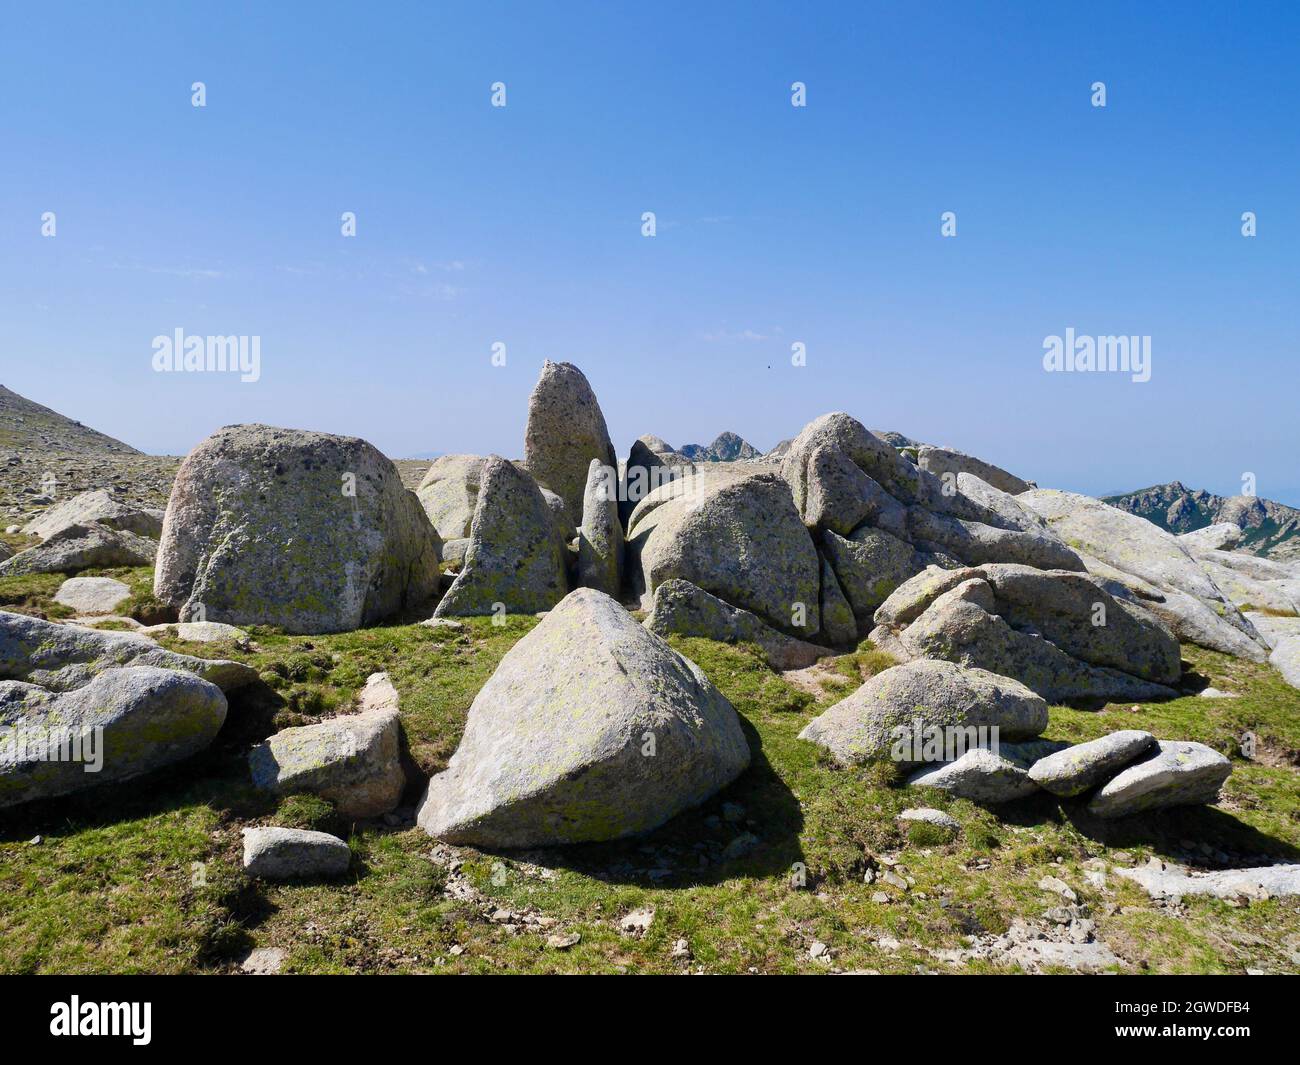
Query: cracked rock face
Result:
<box><xmin>418</xmin><ymin>588</ymin><xmax>750</xmax><ymax>848</ymax></box>
<box><xmin>1019</xmin><ymin>488</ymin><xmax>1268</xmax><ymax>661</ymax></box>
<box><xmin>869</xmin><ymin>568</ymin><xmax>1181</xmax><ymax>704</ymax></box>
<box><xmin>155</xmin><ymin>424</ymin><xmax>441</xmax><ymax>634</ymax></box>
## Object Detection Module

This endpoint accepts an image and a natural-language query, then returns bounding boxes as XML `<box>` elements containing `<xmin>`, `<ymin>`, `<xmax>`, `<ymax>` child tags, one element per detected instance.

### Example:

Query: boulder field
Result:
<box><xmin>3</xmin><ymin>358</ymin><xmax>1292</xmax><ymax>847</ymax></box>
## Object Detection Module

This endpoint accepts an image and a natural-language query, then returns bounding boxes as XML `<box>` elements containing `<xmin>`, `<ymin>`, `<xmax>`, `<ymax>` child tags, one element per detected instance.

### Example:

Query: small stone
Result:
<box><xmin>241</xmin><ymin>827</ymin><xmax>351</xmax><ymax>880</ymax></box>
<box><xmin>547</xmin><ymin>932</ymin><xmax>581</xmax><ymax>950</ymax></box>
<box><xmin>1037</xmin><ymin>875</ymin><xmax>1079</xmax><ymax>902</ymax></box>
<box><xmin>670</xmin><ymin>938</ymin><xmax>692</xmax><ymax>960</ymax></box>
<box><xmin>722</xmin><ymin>802</ymin><xmax>746</xmax><ymax>823</ymax></box>
<box><xmin>809</xmin><ymin>941</ymin><xmax>831</xmax><ymax>959</ymax></box>
<box><xmin>619</xmin><ymin>908</ymin><xmax>655</xmax><ymax>937</ymax></box>
<box><xmin>239</xmin><ymin>947</ymin><xmax>286</xmax><ymax>975</ymax></box>
<box><xmin>871</xmin><ymin>892</ymin><xmax>890</xmax><ymax>904</ymax></box>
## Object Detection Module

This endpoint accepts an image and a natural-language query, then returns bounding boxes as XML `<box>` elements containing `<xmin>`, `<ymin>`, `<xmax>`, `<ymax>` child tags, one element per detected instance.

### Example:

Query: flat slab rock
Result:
<box><xmin>54</xmin><ymin>576</ymin><xmax>132</xmax><ymax>616</ymax></box>
<box><xmin>139</xmin><ymin>621</ymin><xmax>248</xmax><ymax>643</ymax></box>
<box><xmin>1086</xmin><ymin>740</ymin><xmax>1231</xmax><ymax>819</ymax></box>
<box><xmin>906</xmin><ymin>747</ymin><xmax>1039</xmax><ymax>804</ymax></box>
<box><xmin>1115</xmin><ymin>860</ymin><xmax>1300</xmax><ymax>900</ymax></box>
<box><xmin>897</xmin><ymin>807</ymin><xmax>960</xmax><ymax>832</ymax></box>
<box><xmin>242</xmin><ymin>827</ymin><xmax>351</xmax><ymax>880</ymax></box>
<box><xmin>0</xmin><ymin>609</ymin><xmax>256</xmax><ymax>694</ymax></box>
<box><xmin>1027</xmin><ymin>730</ymin><xmax>1156</xmax><ymax>798</ymax></box>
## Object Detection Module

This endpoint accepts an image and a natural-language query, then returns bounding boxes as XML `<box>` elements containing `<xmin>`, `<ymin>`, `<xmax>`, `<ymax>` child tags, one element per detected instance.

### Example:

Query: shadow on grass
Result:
<box><xmin>990</xmin><ymin>788</ymin><xmax>1300</xmax><ymax>865</ymax></box>
<box><xmin>467</xmin><ymin>715</ymin><xmax>807</xmax><ymax>889</ymax></box>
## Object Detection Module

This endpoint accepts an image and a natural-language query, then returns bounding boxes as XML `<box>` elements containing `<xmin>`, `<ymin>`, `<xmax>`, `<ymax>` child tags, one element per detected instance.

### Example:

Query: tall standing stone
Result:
<box><xmin>578</xmin><ymin>459</ymin><xmax>623</xmax><ymax>595</ymax></box>
<box><xmin>522</xmin><ymin>361</ymin><xmax>617</xmax><ymax>525</ymax></box>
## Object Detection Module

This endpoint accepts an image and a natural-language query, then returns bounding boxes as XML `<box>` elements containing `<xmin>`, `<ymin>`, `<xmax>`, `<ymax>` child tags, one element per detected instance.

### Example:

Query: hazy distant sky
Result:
<box><xmin>2</xmin><ymin>2</ymin><xmax>1297</xmax><ymax>503</ymax></box>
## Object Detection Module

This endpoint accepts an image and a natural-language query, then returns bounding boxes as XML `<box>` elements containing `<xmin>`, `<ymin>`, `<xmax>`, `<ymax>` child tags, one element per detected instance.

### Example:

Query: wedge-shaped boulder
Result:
<box><xmin>915</xmin><ymin>446</ymin><xmax>1032</xmax><ymax>495</ymax></box>
<box><xmin>417</xmin><ymin>589</ymin><xmax>750</xmax><ymax>847</ymax></box>
<box><xmin>248</xmin><ymin>707</ymin><xmax>404</xmax><ymax>818</ymax></box>
<box><xmin>1086</xmin><ymin>740</ymin><xmax>1231</xmax><ymax>818</ymax></box>
<box><xmin>242</xmin><ymin>827</ymin><xmax>351</xmax><ymax>879</ymax></box>
<box><xmin>155</xmin><ymin>424</ymin><xmax>441</xmax><ymax>634</ymax></box>
<box><xmin>523</xmin><ymin>361</ymin><xmax>617</xmax><ymax>524</ymax></box>
<box><xmin>873</xmin><ymin>565</ymin><xmax>984</xmax><ymax>627</ymax></box>
<box><xmin>0</xmin><ymin>609</ymin><xmax>256</xmax><ymax>693</ymax></box>
<box><xmin>620</xmin><ymin>437</ymin><xmax>690</xmax><ymax>528</ymax></box>
<box><xmin>0</xmin><ymin>522</ymin><xmax>157</xmax><ymax>576</ymax></box>
<box><xmin>635</xmin><ymin>471</ymin><xmax>820</xmax><ymax>638</ymax></box>
<box><xmin>822</xmin><ymin>526</ymin><xmax>928</xmax><ymax>625</ymax></box>
<box><xmin>415</xmin><ymin>454</ymin><xmax>487</xmax><ymax>540</ymax></box>
<box><xmin>979</xmin><ymin>564</ymin><xmax>1181</xmax><ymax>685</ymax></box>
<box><xmin>1027</xmin><ymin>730</ymin><xmax>1156</xmax><ymax>797</ymax></box>
<box><xmin>433</xmin><ymin>455</ymin><xmax>568</xmax><ymax>618</ymax></box>
<box><xmin>22</xmin><ymin>489</ymin><xmax>164</xmax><ymax>541</ymax></box>
<box><xmin>798</xmin><ymin>659</ymin><xmax>1047</xmax><ymax>769</ymax></box>
<box><xmin>1020</xmin><ymin>489</ymin><xmax>1267</xmax><ymax>660</ymax></box>
<box><xmin>906</xmin><ymin>748</ymin><xmax>1039</xmax><ymax>804</ymax></box>
<box><xmin>0</xmin><ymin>666</ymin><xmax>227</xmax><ymax>808</ymax></box>
<box><xmin>1194</xmin><ymin>556</ymin><xmax>1300</xmax><ymax>615</ymax></box>
<box><xmin>645</xmin><ymin>578</ymin><xmax>827</xmax><ymax>670</ymax></box>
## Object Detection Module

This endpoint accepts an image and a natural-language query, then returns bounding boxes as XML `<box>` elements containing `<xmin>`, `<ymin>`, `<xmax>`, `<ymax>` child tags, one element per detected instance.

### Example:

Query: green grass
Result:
<box><xmin>2</xmin><ymin>582</ymin><xmax>1299</xmax><ymax>974</ymax></box>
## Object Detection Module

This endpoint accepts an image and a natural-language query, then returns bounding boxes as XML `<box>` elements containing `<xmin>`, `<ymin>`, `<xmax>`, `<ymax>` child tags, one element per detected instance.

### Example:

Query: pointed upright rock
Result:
<box><xmin>418</xmin><ymin>589</ymin><xmax>750</xmax><ymax>847</ymax></box>
<box><xmin>433</xmin><ymin>456</ymin><xmax>568</xmax><ymax>618</ymax></box>
<box><xmin>523</xmin><ymin>361</ymin><xmax>617</xmax><ymax>524</ymax></box>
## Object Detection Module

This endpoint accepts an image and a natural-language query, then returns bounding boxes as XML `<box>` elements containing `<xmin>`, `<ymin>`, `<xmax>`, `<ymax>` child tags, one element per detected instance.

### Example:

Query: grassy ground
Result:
<box><xmin>2</xmin><ymin>578</ymin><xmax>1299</xmax><ymax>974</ymax></box>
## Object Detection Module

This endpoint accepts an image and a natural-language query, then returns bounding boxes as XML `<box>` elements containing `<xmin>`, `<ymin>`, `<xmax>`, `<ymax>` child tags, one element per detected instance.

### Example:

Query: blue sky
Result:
<box><xmin>2</xmin><ymin>1</ymin><xmax>1297</xmax><ymax>503</ymax></box>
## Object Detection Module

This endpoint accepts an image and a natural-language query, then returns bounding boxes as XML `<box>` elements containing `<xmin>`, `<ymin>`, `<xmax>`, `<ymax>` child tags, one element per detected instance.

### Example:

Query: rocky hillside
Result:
<box><xmin>0</xmin><ymin>384</ymin><xmax>141</xmax><ymax>455</ymax></box>
<box><xmin>1105</xmin><ymin>481</ymin><xmax>1300</xmax><ymax>561</ymax></box>
<box><xmin>0</xmin><ymin>385</ymin><xmax>180</xmax><ymax>527</ymax></box>
<box><xmin>679</xmin><ymin>431</ymin><xmax>760</xmax><ymax>463</ymax></box>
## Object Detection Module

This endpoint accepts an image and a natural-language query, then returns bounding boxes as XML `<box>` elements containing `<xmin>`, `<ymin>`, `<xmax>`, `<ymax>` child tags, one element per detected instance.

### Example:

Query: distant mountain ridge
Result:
<box><xmin>1104</xmin><ymin>480</ymin><xmax>1300</xmax><ymax>561</ymax></box>
<box><xmin>678</xmin><ymin>431</ymin><xmax>760</xmax><ymax>463</ymax></box>
<box><xmin>0</xmin><ymin>384</ymin><xmax>140</xmax><ymax>455</ymax></box>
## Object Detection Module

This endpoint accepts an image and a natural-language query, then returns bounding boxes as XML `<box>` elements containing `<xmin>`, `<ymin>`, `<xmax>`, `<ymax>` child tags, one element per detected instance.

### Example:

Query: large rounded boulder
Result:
<box><xmin>154</xmin><ymin>424</ymin><xmax>441</xmax><ymax>634</ymax></box>
<box><xmin>631</xmin><ymin>471</ymin><xmax>821</xmax><ymax>639</ymax></box>
<box><xmin>417</xmin><ymin>588</ymin><xmax>750</xmax><ymax>847</ymax></box>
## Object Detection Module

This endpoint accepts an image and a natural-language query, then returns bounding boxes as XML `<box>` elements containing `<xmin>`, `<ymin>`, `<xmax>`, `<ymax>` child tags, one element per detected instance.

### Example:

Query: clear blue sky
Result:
<box><xmin>2</xmin><ymin>1</ymin><xmax>1297</xmax><ymax>504</ymax></box>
